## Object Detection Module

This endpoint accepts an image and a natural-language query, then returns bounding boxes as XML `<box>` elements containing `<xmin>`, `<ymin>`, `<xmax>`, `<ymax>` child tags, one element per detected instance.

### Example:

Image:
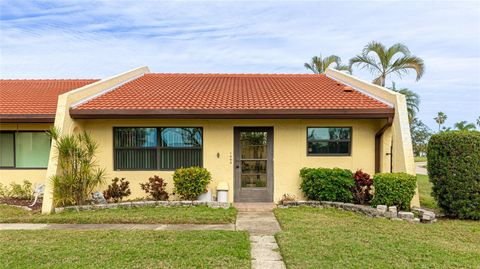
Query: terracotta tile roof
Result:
<box><xmin>71</xmin><ymin>74</ymin><xmax>392</xmax><ymax>118</ymax></box>
<box><xmin>0</xmin><ymin>79</ymin><xmax>98</xmax><ymax>122</ymax></box>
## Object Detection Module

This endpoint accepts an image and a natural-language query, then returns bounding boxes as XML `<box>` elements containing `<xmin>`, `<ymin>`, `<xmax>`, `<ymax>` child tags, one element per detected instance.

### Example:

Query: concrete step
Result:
<box><xmin>234</xmin><ymin>203</ymin><xmax>276</xmax><ymax>212</ymax></box>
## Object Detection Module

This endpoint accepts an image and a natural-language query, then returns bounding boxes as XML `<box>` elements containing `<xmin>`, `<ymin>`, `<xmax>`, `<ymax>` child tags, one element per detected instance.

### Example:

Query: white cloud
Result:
<box><xmin>0</xmin><ymin>0</ymin><xmax>479</xmax><ymax>128</ymax></box>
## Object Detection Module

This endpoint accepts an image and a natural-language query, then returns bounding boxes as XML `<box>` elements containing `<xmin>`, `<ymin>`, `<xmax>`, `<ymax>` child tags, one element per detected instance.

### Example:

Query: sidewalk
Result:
<box><xmin>0</xmin><ymin>223</ymin><xmax>235</xmax><ymax>231</ymax></box>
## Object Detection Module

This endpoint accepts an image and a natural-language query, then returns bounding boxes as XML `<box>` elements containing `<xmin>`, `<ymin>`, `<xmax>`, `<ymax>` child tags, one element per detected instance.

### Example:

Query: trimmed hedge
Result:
<box><xmin>427</xmin><ymin>131</ymin><xmax>480</xmax><ymax>219</ymax></box>
<box><xmin>371</xmin><ymin>173</ymin><xmax>417</xmax><ymax>211</ymax></box>
<box><xmin>300</xmin><ymin>167</ymin><xmax>354</xmax><ymax>202</ymax></box>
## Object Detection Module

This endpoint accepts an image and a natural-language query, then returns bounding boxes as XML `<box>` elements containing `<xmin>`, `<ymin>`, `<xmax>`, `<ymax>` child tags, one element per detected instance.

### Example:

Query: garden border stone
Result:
<box><xmin>281</xmin><ymin>201</ymin><xmax>436</xmax><ymax>224</ymax></box>
<box><xmin>54</xmin><ymin>200</ymin><xmax>230</xmax><ymax>213</ymax></box>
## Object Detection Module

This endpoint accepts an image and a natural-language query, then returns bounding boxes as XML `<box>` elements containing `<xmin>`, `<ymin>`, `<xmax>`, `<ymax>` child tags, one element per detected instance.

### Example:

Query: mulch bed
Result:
<box><xmin>0</xmin><ymin>198</ymin><xmax>43</xmax><ymax>212</ymax></box>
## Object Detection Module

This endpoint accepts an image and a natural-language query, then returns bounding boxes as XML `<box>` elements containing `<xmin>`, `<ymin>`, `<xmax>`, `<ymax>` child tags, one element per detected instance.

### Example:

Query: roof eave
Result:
<box><xmin>69</xmin><ymin>108</ymin><xmax>394</xmax><ymax>119</ymax></box>
<box><xmin>0</xmin><ymin>114</ymin><xmax>55</xmax><ymax>123</ymax></box>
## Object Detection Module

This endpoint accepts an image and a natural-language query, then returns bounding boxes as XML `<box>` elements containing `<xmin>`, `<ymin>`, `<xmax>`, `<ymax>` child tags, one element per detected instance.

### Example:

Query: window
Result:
<box><xmin>0</xmin><ymin>131</ymin><xmax>51</xmax><ymax>168</ymax></box>
<box><xmin>307</xmin><ymin>127</ymin><xmax>351</xmax><ymax>155</ymax></box>
<box><xmin>114</xmin><ymin>127</ymin><xmax>203</xmax><ymax>170</ymax></box>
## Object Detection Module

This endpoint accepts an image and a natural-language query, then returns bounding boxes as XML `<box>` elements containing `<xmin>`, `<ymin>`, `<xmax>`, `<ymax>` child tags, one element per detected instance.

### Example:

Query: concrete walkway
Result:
<box><xmin>416</xmin><ymin>161</ymin><xmax>428</xmax><ymax>175</ymax></box>
<box><xmin>0</xmin><ymin>223</ymin><xmax>235</xmax><ymax>231</ymax></box>
<box><xmin>236</xmin><ymin>208</ymin><xmax>286</xmax><ymax>269</ymax></box>
<box><xmin>1</xmin><ymin>204</ymin><xmax>286</xmax><ymax>269</ymax></box>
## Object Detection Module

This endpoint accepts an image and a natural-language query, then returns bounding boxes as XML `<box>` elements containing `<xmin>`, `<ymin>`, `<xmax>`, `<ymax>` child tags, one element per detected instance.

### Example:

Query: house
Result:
<box><xmin>0</xmin><ymin>67</ymin><xmax>418</xmax><ymax>213</ymax></box>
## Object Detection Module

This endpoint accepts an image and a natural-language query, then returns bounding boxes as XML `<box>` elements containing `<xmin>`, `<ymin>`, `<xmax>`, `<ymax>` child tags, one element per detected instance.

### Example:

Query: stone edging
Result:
<box><xmin>280</xmin><ymin>201</ymin><xmax>436</xmax><ymax>224</ymax></box>
<box><xmin>0</xmin><ymin>203</ymin><xmax>32</xmax><ymax>211</ymax></box>
<box><xmin>55</xmin><ymin>201</ymin><xmax>230</xmax><ymax>213</ymax></box>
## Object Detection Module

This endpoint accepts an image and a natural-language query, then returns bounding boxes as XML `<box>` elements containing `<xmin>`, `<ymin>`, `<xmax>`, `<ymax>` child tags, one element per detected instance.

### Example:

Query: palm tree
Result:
<box><xmin>349</xmin><ymin>41</ymin><xmax>425</xmax><ymax>87</ymax></box>
<box><xmin>434</xmin><ymin>112</ymin><xmax>447</xmax><ymax>131</ymax></box>
<box><xmin>389</xmin><ymin>82</ymin><xmax>419</xmax><ymax>123</ymax></box>
<box><xmin>454</xmin><ymin>121</ymin><xmax>476</xmax><ymax>131</ymax></box>
<box><xmin>304</xmin><ymin>55</ymin><xmax>351</xmax><ymax>74</ymax></box>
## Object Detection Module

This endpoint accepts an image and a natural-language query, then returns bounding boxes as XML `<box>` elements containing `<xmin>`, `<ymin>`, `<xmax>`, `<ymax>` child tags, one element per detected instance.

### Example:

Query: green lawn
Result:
<box><xmin>417</xmin><ymin>174</ymin><xmax>439</xmax><ymax>210</ymax></box>
<box><xmin>0</xmin><ymin>230</ymin><xmax>250</xmax><ymax>268</ymax></box>
<box><xmin>0</xmin><ymin>205</ymin><xmax>237</xmax><ymax>224</ymax></box>
<box><xmin>414</xmin><ymin>156</ymin><xmax>427</xmax><ymax>162</ymax></box>
<box><xmin>274</xmin><ymin>207</ymin><xmax>480</xmax><ymax>269</ymax></box>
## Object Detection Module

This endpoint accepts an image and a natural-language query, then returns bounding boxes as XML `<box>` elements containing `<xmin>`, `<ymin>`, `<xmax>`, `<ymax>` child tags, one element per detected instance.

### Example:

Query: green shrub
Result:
<box><xmin>140</xmin><ymin>175</ymin><xmax>169</xmax><ymax>201</ymax></box>
<box><xmin>173</xmin><ymin>167</ymin><xmax>211</xmax><ymax>200</ymax></box>
<box><xmin>0</xmin><ymin>181</ymin><xmax>33</xmax><ymax>200</ymax></box>
<box><xmin>103</xmin><ymin>177</ymin><xmax>131</xmax><ymax>203</ymax></box>
<box><xmin>371</xmin><ymin>173</ymin><xmax>417</xmax><ymax>210</ymax></box>
<box><xmin>300</xmin><ymin>167</ymin><xmax>354</xmax><ymax>202</ymax></box>
<box><xmin>427</xmin><ymin>131</ymin><xmax>480</xmax><ymax>219</ymax></box>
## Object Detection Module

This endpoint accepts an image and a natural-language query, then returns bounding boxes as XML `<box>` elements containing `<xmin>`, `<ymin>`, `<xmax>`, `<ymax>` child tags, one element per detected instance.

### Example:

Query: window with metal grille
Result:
<box><xmin>113</xmin><ymin>127</ymin><xmax>203</xmax><ymax>170</ymax></box>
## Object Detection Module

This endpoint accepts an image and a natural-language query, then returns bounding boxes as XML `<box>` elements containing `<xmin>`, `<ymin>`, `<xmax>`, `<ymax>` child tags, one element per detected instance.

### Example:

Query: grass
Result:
<box><xmin>275</xmin><ymin>207</ymin><xmax>480</xmax><ymax>269</ymax></box>
<box><xmin>414</xmin><ymin>156</ymin><xmax>427</xmax><ymax>162</ymax></box>
<box><xmin>0</xmin><ymin>230</ymin><xmax>250</xmax><ymax>268</ymax></box>
<box><xmin>0</xmin><ymin>205</ymin><xmax>237</xmax><ymax>224</ymax></box>
<box><xmin>417</xmin><ymin>174</ymin><xmax>439</xmax><ymax>210</ymax></box>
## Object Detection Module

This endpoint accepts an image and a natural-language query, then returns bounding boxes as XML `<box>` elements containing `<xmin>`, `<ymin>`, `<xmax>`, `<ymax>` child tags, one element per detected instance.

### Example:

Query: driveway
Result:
<box><xmin>416</xmin><ymin>162</ymin><xmax>427</xmax><ymax>175</ymax></box>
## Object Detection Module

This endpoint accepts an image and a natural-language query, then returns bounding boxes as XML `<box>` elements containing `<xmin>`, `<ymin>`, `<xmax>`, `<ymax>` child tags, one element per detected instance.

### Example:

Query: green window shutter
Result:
<box><xmin>0</xmin><ymin>133</ymin><xmax>14</xmax><ymax>167</ymax></box>
<box><xmin>15</xmin><ymin>132</ymin><xmax>51</xmax><ymax>168</ymax></box>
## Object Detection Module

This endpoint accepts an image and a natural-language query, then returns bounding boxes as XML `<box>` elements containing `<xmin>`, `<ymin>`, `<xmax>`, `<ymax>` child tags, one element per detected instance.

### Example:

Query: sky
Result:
<box><xmin>1</xmin><ymin>1</ymin><xmax>479</xmax><ymax>129</ymax></box>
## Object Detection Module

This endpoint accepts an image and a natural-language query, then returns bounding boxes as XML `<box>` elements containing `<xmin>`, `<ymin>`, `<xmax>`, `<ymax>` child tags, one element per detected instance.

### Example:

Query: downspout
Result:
<box><xmin>375</xmin><ymin>116</ymin><xmax>393</xmax><ymax>173</ymax></box>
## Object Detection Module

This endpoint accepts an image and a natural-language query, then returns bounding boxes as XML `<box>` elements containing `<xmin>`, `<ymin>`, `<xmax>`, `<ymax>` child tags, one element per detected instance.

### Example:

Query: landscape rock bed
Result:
<box><xmin>0</xmin><ymin>198</ymin><xmax>42</xmax><ymax>212</ymax></box>
<box><xmin>280</xmin><ymin>201</ymin><xmax>436</xmax><ymax>224</ymax></box>
<box><xmin>55</xmin><ymin>200</ymin><xmax>230</xmax><ymax>213</ymax></box>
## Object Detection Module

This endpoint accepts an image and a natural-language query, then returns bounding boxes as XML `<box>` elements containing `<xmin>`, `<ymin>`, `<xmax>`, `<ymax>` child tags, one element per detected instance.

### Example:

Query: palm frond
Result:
<box><xmin>304</xmin><ymin>55</ymin><xmax>323</xmax><ymax>74</ymax></box>
<box><xmin>363</xmin><ymin>41</ymin><xmax>388</xmax><ymax>70</ymax></box>
<box><xmin>386</xmin><ymin>43</ymin><xmax>410</xmax><ymax>62</ymax></box>
<box><xmin>389</xmin><ymin>56</ymin><xmax>425</xmax><ymax>81</ymax></box>
<box><xmin>349</xmin><ymin>55</ymin><xmax>382</xmax><ymax>75</ymax></box>
<box><xmin>322</xmin><ymin>55</ymin><xmax>341</xmax><ymax>69</ymax></box>
<box><xmin>335</xmin><ymin>64</ymin><xmax>352</xmax><ymax>74</ymax></box>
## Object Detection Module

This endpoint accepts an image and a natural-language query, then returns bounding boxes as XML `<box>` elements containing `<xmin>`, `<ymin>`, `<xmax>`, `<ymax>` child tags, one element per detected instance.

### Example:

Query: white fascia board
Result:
<box><xmin>325</xmin><ymin>72</ymin><xmax>395</xmax><ymax>108</ymax></box>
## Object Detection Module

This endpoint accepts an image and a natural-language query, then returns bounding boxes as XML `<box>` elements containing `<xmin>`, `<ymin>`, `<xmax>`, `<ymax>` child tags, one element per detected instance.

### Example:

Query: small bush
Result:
<box><xmin>371</xmin><ymin>173</ymin><xmax>417</xmax><ymax>210</ymax></box>
<box><xmin>427</xmin><ymin>131</ymin><xmax>480</xmax><ymax>219</ymax></box>
<box><xmin>0</xmin><ymin>181</ymin><xmax>33</xmax><ymax>200</ymax></box>
<box><xmin>173</xmin><ymin>167</ymin><xmax>211</xmax><ymax>200</ymax></box>
<box><xmin>351</xmin><ymin>170</ymin><xmax>373</xmax><ymax>205</ymax></box>
<box><xmin>300</xmin><ymin>167</ymin><xmax>354</xmax><ymax>202</ymax></box>
<box><xmin>140</xmin><ymin>176</ymin><xmax>169</xmax><ymax>201</ymax></box>
<box><xmin>103</xmin><ymin>177</ymin><xmax>131</xmax><ymax>203</ymax></box>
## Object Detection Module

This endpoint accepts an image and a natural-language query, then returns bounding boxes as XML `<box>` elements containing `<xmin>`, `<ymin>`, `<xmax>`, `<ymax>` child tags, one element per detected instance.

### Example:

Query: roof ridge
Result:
<box><xmin>146</xmin><ymin>73</ymin><xmax>326</xmax><ymax>77</ymax></box>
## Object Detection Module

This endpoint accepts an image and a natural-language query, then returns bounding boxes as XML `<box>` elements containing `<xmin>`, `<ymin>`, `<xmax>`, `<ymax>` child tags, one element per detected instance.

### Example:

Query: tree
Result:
<box><xmin>410</xmin><ymin>117</ymin><xmax>432</xmax><ymax>156</ymax></box>
<box><xmin>304</xmin><ymin>55</ymin><xmax>351</xmax><ymax>74</ymax></box>
<box><xmin>476</xmin><ymin>116</ymin><xmax>480</xmax><ymax>128</ymax></box>
<box><xmin>48</xmin><ymin>128</ymin><xmax>106</xmax><ymax>207</ymax></box>
<box><xmin>389</xmin><ymin>82</ymin><xmax>419</xmax><ymax>123</ymax></box>
<box><xmin>434</xmin><ymin>112</ymin><xmax>447</xmax><ymax>131</ymax></box>
<box><xmin>454</xmin><ymin>121</ymin><xmax>476</xmax><ymax>131</ymax></box>
<box><xmin>349</xmin><ymin>41</ymin><xmax>425</xmax><ymax>87</ymax></box>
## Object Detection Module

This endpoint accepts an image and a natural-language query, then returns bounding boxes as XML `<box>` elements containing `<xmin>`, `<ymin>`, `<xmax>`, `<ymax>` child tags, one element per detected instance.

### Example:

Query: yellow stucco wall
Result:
<box><xmin>326</xmin><ymin>68</ymin><xmax>420</xmax><ymax>207</ymax></box>
<box><xmin>41</xmin><ymin>67</ymin><xmax>151</xmax><ymax>213</ymax></box>
<box><xmin>0</xmin><ymin>123</ymin><xmax>52</xmax><ymax>187</ymax></box>
<box><xmin>79</xmin><ymin>118</ymin><xmax>383</xmax><ymax>203</ymax></box>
